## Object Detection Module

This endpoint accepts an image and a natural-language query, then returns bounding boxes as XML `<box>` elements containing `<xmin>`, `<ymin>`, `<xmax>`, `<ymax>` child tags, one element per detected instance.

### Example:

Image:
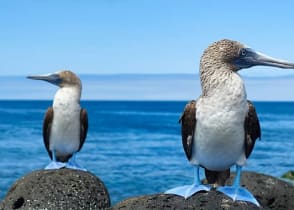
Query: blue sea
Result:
<box><xmin>0</xmin><ymin>100</ymin><xmax>293</xmax><ymax>204</ymax></box>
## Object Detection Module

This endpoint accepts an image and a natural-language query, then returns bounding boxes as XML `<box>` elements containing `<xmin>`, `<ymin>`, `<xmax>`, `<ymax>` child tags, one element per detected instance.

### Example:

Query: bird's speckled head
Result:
<box><xmin>200</xmin><ymin>39</ymin><xmax>245</xmax><ymax>72</ymax></box>
<box><xmin>200</xmin><ymin>39</ymin><xmax>294</xmax><ymax>73</ymax></box>
<box><xmin>58</xmin><ymin>70</ymin><xmax>82</xmax><ymax>88</ymax></box>
<box><xmin>27</xmin><ymin>70</ymin><xmax>82</xmax><ymax>88</ymax></box>
<box><xmin>199</xmin><ymin>39</ymin><xmax>294</xmax><ymax>96</ymax></box>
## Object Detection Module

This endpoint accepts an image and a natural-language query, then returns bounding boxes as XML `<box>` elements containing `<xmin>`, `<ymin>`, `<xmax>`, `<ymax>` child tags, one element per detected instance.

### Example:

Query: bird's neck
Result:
<box><xmin>200</xmin><ymin>65</ymin><xmax>246</xmax><ymax>99</ymax></box>
<box><xmin>53</xmin><ymin>86</ymin><xmax>81</xmax><ymax>109</ymax></box>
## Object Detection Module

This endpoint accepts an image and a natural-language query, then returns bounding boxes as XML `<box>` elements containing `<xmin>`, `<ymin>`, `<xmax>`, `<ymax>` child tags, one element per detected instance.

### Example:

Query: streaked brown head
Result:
<box><xmin>200</xmin><ymin>39</ymin><xmax>294</xmax><ymax>73</ymax></box>
<box><xmin>27</xmin><ymin>70</ymin><xmax>82</xmax><ymax>88</ymax></box>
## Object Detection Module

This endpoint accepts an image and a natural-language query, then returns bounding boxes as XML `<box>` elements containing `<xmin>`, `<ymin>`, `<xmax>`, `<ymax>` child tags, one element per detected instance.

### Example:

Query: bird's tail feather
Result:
<box><xmin>204</xmin><ymin>168</ymin><xmax>230</xmax><ymax>187</ymax></box>
<box><xmin>56</xmin><ymin>154</ymin><xmax>73</xmax><ymax>162</ymax></box>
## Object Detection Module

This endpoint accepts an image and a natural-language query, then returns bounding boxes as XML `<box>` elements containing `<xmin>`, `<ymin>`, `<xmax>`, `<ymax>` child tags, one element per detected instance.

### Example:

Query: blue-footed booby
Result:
<box><xmin>27</xmin><ymin>70</ymin><xmax>88</xmax><ymax>171</ymax></box>
<box><xmin>165</xmin><ymin>39</ymin><xmax>294</xmax><ymax>206</ymax></box>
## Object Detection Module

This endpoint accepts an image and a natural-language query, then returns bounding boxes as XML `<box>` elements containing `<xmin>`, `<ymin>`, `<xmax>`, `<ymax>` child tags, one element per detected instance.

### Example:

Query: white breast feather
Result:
<box><xmin>50</xmin><ymin>87</ymin><xmax>81</xmax><ymax>155</ymax></box>
<box><xmin>190</xmin><ymin>73</ymin><xmax>248</xmax><ymax>170</ymax></box>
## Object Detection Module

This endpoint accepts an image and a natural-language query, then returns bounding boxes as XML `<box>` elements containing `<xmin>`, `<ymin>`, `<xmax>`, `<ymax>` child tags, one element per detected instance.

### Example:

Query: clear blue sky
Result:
<box><xmin>1</xmin><ymin>1</ymin><xmax>294</xmax><ymax>77</ymax></box>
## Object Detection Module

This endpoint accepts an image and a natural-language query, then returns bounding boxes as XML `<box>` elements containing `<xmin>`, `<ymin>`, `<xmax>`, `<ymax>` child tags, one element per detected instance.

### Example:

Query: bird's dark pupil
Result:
<box><xmin>241</xmin><ymin>49</ymin><xmax>247</xmax><ymax>56</ymax></box>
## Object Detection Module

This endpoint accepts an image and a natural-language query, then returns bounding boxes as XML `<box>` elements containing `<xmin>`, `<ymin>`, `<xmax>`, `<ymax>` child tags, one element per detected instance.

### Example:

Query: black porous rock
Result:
<box><xmin>110</xmin><ymin>192</ymin><xmax>260</xmax><ymax>210</ymax></box>
<box><xmin>0</xmin><ymin>168</ymin><xmax>110</xmax><ymax>210</ymax></box>
<box><xmin>110</xmin><ymin>172</ymin><xmax>294</xmax><ymax>210</ymax></box>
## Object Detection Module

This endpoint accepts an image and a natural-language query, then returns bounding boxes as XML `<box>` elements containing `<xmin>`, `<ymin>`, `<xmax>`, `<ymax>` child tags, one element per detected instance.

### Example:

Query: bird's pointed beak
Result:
<box><xmin>27</xmin><ymin>73</ymin><xmax>61</xmax><ymax>86</ymax></box>
<box><xmin>234</xmin><ymin>48</ymin><xmax>294</xmax><ymax>69</ymax></box>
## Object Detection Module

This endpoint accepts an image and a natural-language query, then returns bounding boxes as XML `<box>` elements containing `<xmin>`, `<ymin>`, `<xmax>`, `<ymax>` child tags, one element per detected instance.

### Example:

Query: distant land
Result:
<box><xmin>1</xmin><ymin>74</ymin><xmax>294</xmax><ymax>101</ymax></box>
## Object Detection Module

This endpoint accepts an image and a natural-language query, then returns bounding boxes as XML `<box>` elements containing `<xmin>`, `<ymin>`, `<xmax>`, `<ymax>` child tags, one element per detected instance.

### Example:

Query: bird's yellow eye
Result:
<box><xmin>240</xmin><ymin>48</ymin><xmax>247</xmax><ymax>56</ymax></box>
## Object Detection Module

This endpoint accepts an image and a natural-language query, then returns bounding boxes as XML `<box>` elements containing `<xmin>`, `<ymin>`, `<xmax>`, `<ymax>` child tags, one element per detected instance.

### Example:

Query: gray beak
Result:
<box><xmin>27</xmin><ymin>73</ymin><xmax>61</xmax><ymax>86</ymax></box>
<box><xmin>234</xmin><ymin>48</ymin><xmax>294</xmax><ymax>69</ymax></box>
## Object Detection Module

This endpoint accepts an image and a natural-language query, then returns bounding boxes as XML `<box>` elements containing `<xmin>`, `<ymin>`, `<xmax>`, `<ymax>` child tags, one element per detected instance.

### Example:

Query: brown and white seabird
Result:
<box><xmin>165</xmin><ymin>39</ymin><xmax>294</xmax><ymax>206</ymax></box>
<box><xmin>27</xmin><ymin>70</ymin><xmax>88</xmax><ymax>170</ymax></box>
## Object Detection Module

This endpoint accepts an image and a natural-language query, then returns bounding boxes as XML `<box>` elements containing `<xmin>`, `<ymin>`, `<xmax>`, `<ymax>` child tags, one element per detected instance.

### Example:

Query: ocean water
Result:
<box><xmin>0</xmin><ymin>100</ymin><xmax>293</xmax><ymax>204</ymax></box>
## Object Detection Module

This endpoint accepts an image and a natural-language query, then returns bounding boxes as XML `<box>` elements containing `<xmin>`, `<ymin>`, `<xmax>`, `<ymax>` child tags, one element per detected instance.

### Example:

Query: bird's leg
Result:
<box><xmin>233</xmin><ymin>165</ymin><xmax>241</xmax><ymax>188</ymax></box>
<box><xmin>66</xmin><ymin>153</ymin><xmax>87</xmax><ymax>171</ymax></box>
<box><xmin>52</xmin><ymin>150</ymin><xmax>57</xmax><ymax>162</ymax></box>
<box><xmin>217</xmin><ymin>165</ymin><xmax>260</xmax><ymax>206</ymax></box>
<box><xmin>45</xmin><ymin>150</ymin><xmax>66</xmax><ymax>170</ymax></box>
<box><xmin>165</xmin><ymin>165</ymin><xmax>210</xmax><ymax>199</ymax></box>
<box><xmin>193</xmin><ymin>166</ymin><xmax>201</xmax><ymax>185</ymax></box>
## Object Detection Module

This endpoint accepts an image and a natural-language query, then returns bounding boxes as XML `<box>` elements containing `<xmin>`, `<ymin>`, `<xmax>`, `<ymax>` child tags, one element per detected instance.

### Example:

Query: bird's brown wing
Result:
<box><xmin>78</xmin><ymin>108</ymin><xmax>88</xmax><ymax>151</ymax></box>
<box><xmin>244</xmin><ymin>100</ymin><xmax>261</xmax><ymax>158</ymax></box>
<box><xmin>179</xmin><ymin>100</ymin><xmax>197</xmax><ymax>160</ymax></box>
<box><xmin>43</xmin><ymin>107</ymin><xmax>53</xmax><ymax>160</ymax></box>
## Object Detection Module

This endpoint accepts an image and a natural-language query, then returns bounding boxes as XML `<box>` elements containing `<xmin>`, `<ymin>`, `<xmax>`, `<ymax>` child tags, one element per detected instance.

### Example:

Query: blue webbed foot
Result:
<box><xmin>165</xmin><ymin>165</ymin><xmax>210</xmax><ymax>199</ymax></box>
<box><xmin>165</xmin><ymin>184</ymin><xmax>210</xmax><ymax>199</ymax></box>
<box><xmin>217</xmin><ymin>186</ymin><xmax>260</xmax><ymax>206</ymax></box>
<box><xmin>45</xmin><ymin>161</ymin><xmax>66</xmax><ymax>170</ymax></box>
<box><xmin>66</xmin><ymin>156</ymin><xmax>87</xmax><ymax>171</ymax></box>
<box><xmin>217</xmin><ymin>165</ymin><xmax>260</xmax><ymax>206</ymax></box>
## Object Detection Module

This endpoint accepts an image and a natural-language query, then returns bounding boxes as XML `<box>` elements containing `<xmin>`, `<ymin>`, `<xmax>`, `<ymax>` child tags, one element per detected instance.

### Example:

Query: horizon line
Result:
<box><xmin>1</xmin><ymin>72</ymin><xmax>294</xmax><ymax>79</ymax></box>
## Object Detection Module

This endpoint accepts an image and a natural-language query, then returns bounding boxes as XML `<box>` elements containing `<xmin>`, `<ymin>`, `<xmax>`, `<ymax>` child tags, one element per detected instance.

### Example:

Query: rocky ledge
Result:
<box><xmin>110</xmin><ymin>172</ymin><xmax>294</xmax><ymax>210</ymax></box>
<box><xmin>0</xmin><ymin>168</ymin><xmax>110</xmax><ymax>210</ymax></box>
